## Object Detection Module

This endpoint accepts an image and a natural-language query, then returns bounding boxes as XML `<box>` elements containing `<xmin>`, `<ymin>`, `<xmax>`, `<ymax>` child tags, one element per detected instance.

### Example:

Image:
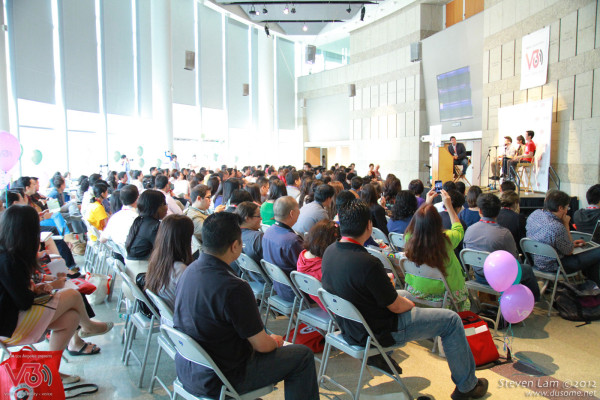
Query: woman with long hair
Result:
<box><xmin>297</xmin><ymin>220</ymin><xmax>339</xmax><ymax>311</ymax></box>
<box><xmin>360</xmin><ymin>183</ymin><xmax>389</xmax><ymax>236</ymax></box>
<box><xmin>244</xmin><ymin>183</ymin><xmax>262</xmax><ymax>205</ymax></box>
<box><xmin>145</xmin><ymin>214</ymin><xmax>194</xmax><ymax>310</ymax></box>
<box><xmin>0</xmin><ymin>206</ymin><xmax>112</xmax><ymax>356</ymax></box>
<box><xmin>125</xmin><ymin>190</ymin><xmax>168</xmax><ymax>262</ymax></box>
<box><xmin>260</xmin><ymin>180</ymin><xmax>287</xmax><ymax>226</ymax></box>
<box><xmin>382</xmin><ymin>174</ymin><xmax>401</xmax><ymax>209</ymax></box>
<box><xmin>388</xmin><ymin>190</ymin><xmax>418</xmax><ymax>234</ymax></box>
<box><xmin>298</xmin><ymin>177</ymin><xmax>313</xmax><ymax>208</ymax></box>
<box><xmin>85</xmin><ymin>182</ymin><xmax>109</xmax><ymax>239</ymax></box>
<box><xmin>403</xmin><ymin>189</ymin><xmax>469</xmax><ymax>311</ymax></box>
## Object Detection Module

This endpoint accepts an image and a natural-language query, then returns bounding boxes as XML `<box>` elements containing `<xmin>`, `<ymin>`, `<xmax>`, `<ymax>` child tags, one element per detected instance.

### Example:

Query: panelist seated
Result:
<box><xmin>447</xmin><ymin>136</ymin><xmax>468</xmax><ymax>176</ymax></box>
<box><xmin>491</xmin><ymin>136</ymin><xmax>517</xmax><ymax>179</ymax></box>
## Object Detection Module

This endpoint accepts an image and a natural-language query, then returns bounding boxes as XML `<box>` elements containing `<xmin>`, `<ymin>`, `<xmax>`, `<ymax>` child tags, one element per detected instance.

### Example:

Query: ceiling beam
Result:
<box><xmin>221</xmin><ymin>1</ymin><xmax>377</xmax><ymax>4</ymax></box>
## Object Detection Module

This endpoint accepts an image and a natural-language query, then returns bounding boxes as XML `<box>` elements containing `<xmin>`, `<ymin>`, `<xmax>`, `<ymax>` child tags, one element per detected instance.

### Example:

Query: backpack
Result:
<box><xmin>553</xmin><ymin>280</ymin><xmax>600</xmax><ymax>325</ymax></box>
<box><xmin>458</xmin><ymin>311</ymin><xmax>500</xmax><ymax>368</ymax></box>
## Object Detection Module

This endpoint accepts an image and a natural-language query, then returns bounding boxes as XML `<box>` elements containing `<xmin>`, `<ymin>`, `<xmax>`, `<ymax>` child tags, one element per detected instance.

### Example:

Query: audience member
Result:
<box><xmin>184</xmin><ymin>184</ymin><xmax>211</xmax><ymax>255</ymax></box>
<box><xmin>155</xmin><ymin>175</ymin><xmax>183</xmax><ymax>215</ymax></box>
<box><xmin>293</xmin><ymin>184</ymin><xmax>335</xmax><ymax>234</ymax></box>
<box><xmin>285</xmin><ymin>171</ymin><xmax>301</xmax><ymax>200</ymax></box>
<box><xmin>297</xmin><ymin>220</ymin><xmax>339</xmax><ymax>311</ymax></box>
<box><xmin>262</xmin><ymin>196</ymin><xmax>303</xmax><ymax>302</ymax></box>
<box><xmin>86</xmin><ymin>182</ymin><xmax>109</xmax><ymax>239</ymax></box>
<box><xmin>408</xmin><ymin>179</ymin><xmax>425</xmax><ymax>207</ymax></box>
<box><xmin>244</xmin><ymin>182</ymin><xmax>262</xmax><ymax>205</ymax></box>
<box><xmin>260</xmin><ymin>180</ymin><xmax>287</xmax><ymax>226</ymax></box>
<box><xmin>404</xmin><ymin>190</ymin><xmax>470</xmax><ymax>311</ymax></box>
<box><xmin>236</xmin><ymin>202</ymin><xmax>264</xmax><ymax>266</ymax></box>
<box><xmin>145</xmin><ymin>214</ymin><xmax>194</xmax><ymax>312</ymax></box>
<box><xmin>573</xmin><ymin>184</ymin><xmax>600</xmax><ymax>233</ymax></box>
<box><xmin>173</xmin><ymin>170</ymin><xmax>191</xmax><ymax>198</ymax></box>
<box><xmin>100</xmin><ymin>185</ymin><xmax>139</xmax><ymax>251</ymax></box>
<box><xmin>173</xmin><ymin>212</ymin><xmax>318</xmax><ymax>399</ymax></box>
<box><xmin>321</xmin><ymin>200</ymin><xmax>488</xmax><ymax>399</ymax></box>
<box><xmin>526</xmin><ymin>190</ymin><xmax>600</xmax><ymax>285</ymax></box>
<box><xmin>387</xmin><ymin>190</ymin><xmax>418</xmax><ymax>234</ymax></box>
<box><xmin>459</xmin><ymin>186</ymin><xmax>482</xmax><ymax>228</ymax></box>
<box><xmin>224</xmin><ymin>190</ymin><xmax>253</xmax><ymax>213</ymax></box>
<box><xmin>117</xmin><ymin>172</ymin><xmax>128</xmax><ymax>190</ymax></box>
<box><xmin>360</xmin><ymin>183</ymin><xmax>389</xmax><ymax>236</ymax></box>
<box><xmin>497</xmin><ymin>190</ymin><xmax>526</xmax><ymax>253</ymax></box>
<box><xmin>131</xmin><ymin>170</ymin><xmax>144</xmax><ymax>192</ymax></box>
<box><xmin>500</xmin><ymin>180</ymin><xmax>516</xmax><ymax>193</ymax></box>
<box><xmin>464</xmin><ymin>193</ymin><xmax>540</xmax><ymax>300</ymax></box>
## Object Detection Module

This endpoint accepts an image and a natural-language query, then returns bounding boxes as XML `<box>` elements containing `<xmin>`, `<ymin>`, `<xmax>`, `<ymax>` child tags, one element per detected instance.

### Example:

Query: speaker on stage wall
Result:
<box><xmin>242</xmin><ymin>84</ymin><xmax>249</xmax><ymax>96</ymax></box>
<box><xmin>185</xmin><ymin>50</ymin><xmax>195</xmax><ymax>70</ymax></box>
<box><xmin>410</xmin><ymin>42</ymin><xmax>421</xmax><ymax>62</ymax></box>
<box><xmin>306</xmin><ymin>45</ymin><xmax>316</xmax><ymax>64</ymax></box>
<box><xmin>348</xmin><ymin>84</ymin><xmax>356</xmax><ymax>97</ymax></box>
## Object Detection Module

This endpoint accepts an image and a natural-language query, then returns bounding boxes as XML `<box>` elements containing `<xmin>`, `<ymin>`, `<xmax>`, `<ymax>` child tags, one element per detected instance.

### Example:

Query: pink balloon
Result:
<box><xmin>500</xmin><ymin>284</ymin><xmax>534</xmax><ymax>324</ymax></box>
<box><xmin>483</xmin><ymin>250</ymin><xmax>518</xmax><ymax>292</ymax></box>
<box><xmin>0</xmin><ymin>131</ymin><xmax>21</xmax><ymax>172</ymax></box>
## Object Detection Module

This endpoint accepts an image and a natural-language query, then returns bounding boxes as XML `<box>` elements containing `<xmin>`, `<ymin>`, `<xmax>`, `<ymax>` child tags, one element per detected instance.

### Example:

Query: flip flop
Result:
<box><xmin>79</xmin><ymin>322</ymin><xmax>114</xmax><ymax>339</ymax></box>
<box><xmin>61</xmin><ymin>374</ymin><xmax>81</xmax><ymax>385</ymax></box>
<box><xmin>65</xmin><ymin>383</ymin><xmax>99</xmax><ymax>398</ymax></box>
<box><xmin>66</xmin><ymin>342</ymin><xmax>100</xmax><ymax>356</ymax></box>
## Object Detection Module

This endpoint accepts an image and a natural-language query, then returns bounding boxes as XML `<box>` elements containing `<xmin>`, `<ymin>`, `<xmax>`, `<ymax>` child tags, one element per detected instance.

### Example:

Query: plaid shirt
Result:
<box><xmin>526</xmin><ymin>209</ymin><xmax>574</xmax><ymax>272</ymax></box>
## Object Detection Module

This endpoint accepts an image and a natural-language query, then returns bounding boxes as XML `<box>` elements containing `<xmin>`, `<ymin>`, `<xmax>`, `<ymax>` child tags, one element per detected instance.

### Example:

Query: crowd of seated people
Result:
<box><xmin>3</xmin><ymin>158</ymin><xmax>600</xmax><ymax>400</ymax></box>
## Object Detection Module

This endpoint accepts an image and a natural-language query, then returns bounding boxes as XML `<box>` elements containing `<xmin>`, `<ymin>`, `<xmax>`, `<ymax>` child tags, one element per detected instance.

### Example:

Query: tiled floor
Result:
<box><xmin>29</xmin><ymin>277</ymin><xmax>600</xmax><ymax>400</ymax></box>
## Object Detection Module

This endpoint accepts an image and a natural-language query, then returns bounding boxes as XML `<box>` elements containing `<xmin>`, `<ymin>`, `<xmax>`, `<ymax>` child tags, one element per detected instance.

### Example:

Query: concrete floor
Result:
<box><xmin>44</xmin><ymin>280</ymin><xmax>600</xmax><ymax>400</ymax></box>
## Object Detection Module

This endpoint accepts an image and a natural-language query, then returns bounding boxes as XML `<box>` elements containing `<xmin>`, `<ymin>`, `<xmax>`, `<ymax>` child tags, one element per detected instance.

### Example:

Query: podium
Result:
<box><xmin>432</xmin><ymin>145</ymin><xmax>454</xmax><ymax>184</ymax></box>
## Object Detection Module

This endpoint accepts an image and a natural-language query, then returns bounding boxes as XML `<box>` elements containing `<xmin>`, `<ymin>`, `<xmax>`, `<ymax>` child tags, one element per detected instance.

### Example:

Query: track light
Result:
<box><xmin>302</xmin><ymin>23</ymin><xmax>308</xmax><ymax>31</ymax></box>
<box><xmin>264</xmin><ymin>23</ymin><xmax>270</xmax><ymax>37</ymax></box>
<box><xmin>283</xmin><ymin>4</ymin><xmax>289</xmax><ymax>14</ymax></box>
<box><xmin>360</xmin><ymin>5</ymin><xmax>365</xmax><ymax>21</ymax></box>
<box><xmin>249</xmin><ymin>5</ymin><xmax>259</xmax><ymax>15</ymax></box>
<box><xmin>291</xmin><ymin>4</ymin><xmax>296</xmax><ymax>13</ymax></box>
<box><xmin>262</xmin><ymin>5</ymin><xmax>268</xmax><ymax>14</ymax></box>
<box><xmin>346</xmin><ymin>4</ymin><xmax>351</xmax><ymax>13</ymax></box>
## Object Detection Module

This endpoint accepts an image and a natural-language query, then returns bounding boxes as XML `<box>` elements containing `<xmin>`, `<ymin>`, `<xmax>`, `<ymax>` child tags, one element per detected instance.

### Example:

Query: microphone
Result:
<box><xmin>424</xmin><ymin>164</ymin><xmax>431</xmax><ymax>169</ymax></box>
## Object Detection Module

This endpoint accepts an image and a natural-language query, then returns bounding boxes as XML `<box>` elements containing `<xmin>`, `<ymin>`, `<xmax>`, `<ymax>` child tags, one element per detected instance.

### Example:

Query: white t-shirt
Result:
<box><xmin>100</xmin><ymin>206</ymin><xmax>138</xmax><ymax>248</ymax></box>
<box><xmin>173</xmin><ymin>180</ymin><xmax>190</xmax><ymax>197</ymax></box>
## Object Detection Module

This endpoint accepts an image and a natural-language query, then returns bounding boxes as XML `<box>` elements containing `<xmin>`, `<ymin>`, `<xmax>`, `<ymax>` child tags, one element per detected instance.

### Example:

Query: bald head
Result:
<box><xmin>274</xmin><ymin>196</ymin><xmax>300</xmax><ymax>226</ymax></box>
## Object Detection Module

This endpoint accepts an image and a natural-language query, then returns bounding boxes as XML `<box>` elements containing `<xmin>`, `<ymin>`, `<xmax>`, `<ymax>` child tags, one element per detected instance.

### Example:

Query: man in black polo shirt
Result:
<box><xmin>174</xmin><ymin>212</ymin><xmax>319</xmax><ymax>399</ymax></box>
<box><xmin>321</xmin><ymin>200</ymin><xmax>488</xmax><ymax>400</ymax></box>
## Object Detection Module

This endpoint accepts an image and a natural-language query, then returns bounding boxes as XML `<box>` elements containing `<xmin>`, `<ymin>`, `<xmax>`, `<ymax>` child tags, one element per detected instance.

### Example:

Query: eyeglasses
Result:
<box><xmin>251</xmin><ymin>215</ymin><xmax>262</xmax><ymax>219</ymax></box>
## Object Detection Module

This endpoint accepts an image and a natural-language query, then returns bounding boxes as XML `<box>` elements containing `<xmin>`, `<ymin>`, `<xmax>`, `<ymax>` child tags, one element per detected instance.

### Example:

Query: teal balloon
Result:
<box><xmin>138</xmin><ymin>158</ymin><xmax>145</xmax><ymax>168</ymax></box>
<box><xmin>113</xmin><ymin>151</ymin><xmax>121</xmax><ymax>162</ymax></box>
<box><xmin>137</xmin><ymin>146</ymin><xmax>143</xmax><ymax>157</ymax></box>
<box><xmin>156</xmin><ymin>159</ymin><xmax>162</xmax><ymax>168</ymax></box>
<box><xmin>19</xmin><ymin>144</ymin><xmax>24</xmax><ymax>160</ymax></box>
<box><xmin>513</xmin><ymin>260</ymin><xmax>522</xmax><ymax>285</ymax></box>
<box><xmin>31</xmin><ymin>149</ymin><xmax>42</xmax><ymax>165</ymax></box>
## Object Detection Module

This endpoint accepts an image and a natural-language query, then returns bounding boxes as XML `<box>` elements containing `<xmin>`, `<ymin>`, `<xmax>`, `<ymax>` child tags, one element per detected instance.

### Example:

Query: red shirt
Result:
<box><xmin>523</xmin><ymin>141</ymin><xmax>536</xmax><ymax>162</ymax></box>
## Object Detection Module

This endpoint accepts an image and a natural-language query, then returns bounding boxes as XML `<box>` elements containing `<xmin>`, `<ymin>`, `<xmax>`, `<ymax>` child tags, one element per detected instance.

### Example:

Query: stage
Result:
<box><xmin>483</xmin><ymin>188</ymin><xmax>579</xmax><ymax>218</ymax></box>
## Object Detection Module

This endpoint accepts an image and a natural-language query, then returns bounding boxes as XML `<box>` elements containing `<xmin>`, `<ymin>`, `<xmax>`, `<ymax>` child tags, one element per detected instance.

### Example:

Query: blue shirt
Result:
<box><xmin>526</xmin><ymin>209</ymin><xmax>574</xmax><ymax>272</ymax></box>
<box><xmin>262</xmin><ymin>222</ymin><xmax>304</xmax><ymax>301</ymax></box>
<box><xmin>387</xmin><ymin>217</ymin><xmax>411</xmax><ymax>234</ymax></box>
<box><xmin>459</xmin><ymin>208</ymin><xmax>481</xmax><ymax>228</ymax></box>
<box><xmin>293</xmin><ymin>201</ymin><xmax>328</xmax><ymax>234</ymax></box>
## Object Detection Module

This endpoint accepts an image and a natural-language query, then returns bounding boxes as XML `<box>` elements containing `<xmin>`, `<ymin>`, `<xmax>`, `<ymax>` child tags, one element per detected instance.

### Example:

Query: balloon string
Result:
<box><xmin>503</xmin><ymin>323</ymin><xmax>513</xmax><ymax>355</ymax></box>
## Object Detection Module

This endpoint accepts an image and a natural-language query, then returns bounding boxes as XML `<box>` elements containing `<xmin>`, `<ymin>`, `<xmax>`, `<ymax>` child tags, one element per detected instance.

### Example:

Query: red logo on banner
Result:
<box><xmin>526</xmin><ymin>49</ymin><xmax>544</xmax><ymax>70</ymax></box>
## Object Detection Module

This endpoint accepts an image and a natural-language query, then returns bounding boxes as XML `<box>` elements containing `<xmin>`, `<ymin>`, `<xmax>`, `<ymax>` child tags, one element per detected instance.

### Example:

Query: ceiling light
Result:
<box><xmin>302</xmin><ymin>23</ymin><xmax>308</xmax><ymax>31</ymax></box>
<box><xmin>283</xmin><ymin>4</ymin><xmax>289</xmax><ymax>14</ymax></box>
<box><xmin>249</xmin><ymin>5</ymin><xmax>259</xmax><ymax>15</ymax></box>
<box><xmin>360</xmin><ymin>5</ymin><xmax>366</xmax><ymax>21</ymax></box>
<box><xmin>262</xmin><ymin>5</ymin><xmax>268</xmax><ymax>14</ymax></box>
<box><xmin>264</xmin><ymin>23</ymin><xmax>270</xmax><ymax>37</ymax></box>
<box><xmin>291</xmin><ymin>4</ymin><xmax>296</xmax><ymax>13</ymax></box>
<box><xmin>346</xmin><ymin>4</ymin><xmax>351</xmax><ymax>13</ymax></box>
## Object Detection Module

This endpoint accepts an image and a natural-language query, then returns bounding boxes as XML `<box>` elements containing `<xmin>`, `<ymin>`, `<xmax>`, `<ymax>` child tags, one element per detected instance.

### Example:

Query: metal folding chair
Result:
<box><xmin>162</xmin><ymin>325</ymin><xmax>275</xmax><ymax>400</ymax></box>
<box><xmin>145</xmin><ymin>289</ymin><xmax>176</xmax><ymax>397</ymax></box>
<box><xmin>317</xmin><ymin>288</ymin><xmax>413</xmax><ymax>400</ymax></box>
<box><xmin>118</xmin><ymin>271</ymin><xmax>161</xmax><ymax>388</ymax></box>
<box><xmin>459</xmin><ymin>249</ymin><xmax>502</xmax><ymax>332</ymax></box>
<box><xmin>260</xmin><ymin>260</ymin><xmax>300</xmax><ymax>341</ymax></box>
<box><xmin>366</xmin><ymin>247</ymin><xmax>404</xmax><ymax>289</ymax></box>
<box><xmin>388</xmin><ymin>232</ymin><xmax>405</xmax><ymax>252</ymax></box>
<box><xmin>236</xmin><ymin>253</ymin><xmax>272</xmax><ymax>314</ymax></box>
<box><xmin>520</xmin><ymin>238</ymin><xmax>580</xmax><ymax>316</ymax></box>
<box><xmin>371</xmin><ymin>227</ymin><xmax>390</xmax><ymax>244</ymax></box>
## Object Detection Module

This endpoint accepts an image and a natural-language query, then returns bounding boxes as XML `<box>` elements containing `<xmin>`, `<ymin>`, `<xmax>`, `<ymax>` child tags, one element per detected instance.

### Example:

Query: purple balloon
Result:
<box><xmin>0</xmin><ymin>131</ymin><xmax>21</xmax><ymax>172</ymax></box>
<box><xmin>500</xmin><ymin>284</ymin><xmax>534</xmax><ymax>324</ymax></box>
<box><xmin>483</xmin><ymin>250</ymin><xmax>518</xmax><ymax>292</ymax></box>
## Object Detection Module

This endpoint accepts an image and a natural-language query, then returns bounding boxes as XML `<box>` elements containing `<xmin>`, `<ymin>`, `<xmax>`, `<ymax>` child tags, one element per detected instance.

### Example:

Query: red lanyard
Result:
<box><xmin>341</xmin><ymin>237</ymin><xmax>363</xmax><ymax>246</ymax></box>
<box><xmin>479</xmin><ymin>219</ymin><xmax>496</xmax><ymax>224</ymax></box>
<box><xmin>587</xmin><ymin>206</ymin><xmax>599</xmax><ymax>209</ymax></box>
<box><xmin>501</xmin><ymin>207</ymin><xmax>511</xmax><ymax>210</ymax></box>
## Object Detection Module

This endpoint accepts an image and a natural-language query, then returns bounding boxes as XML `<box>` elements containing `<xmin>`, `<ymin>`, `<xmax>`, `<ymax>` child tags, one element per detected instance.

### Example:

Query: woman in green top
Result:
<box><xmin>403</xmin><ymin>189</ymin><xmax>470</xmax><ymax>311</ymax></box>
<box><xmin>260</xmin><ymin>179</ymin><xmax>287</xmax><ymax>226</ymax></box>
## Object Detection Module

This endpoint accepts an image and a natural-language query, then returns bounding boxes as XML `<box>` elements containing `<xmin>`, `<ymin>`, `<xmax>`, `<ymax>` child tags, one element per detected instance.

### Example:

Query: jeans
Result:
<box><xmin>234</xmin><ymin>344</ymin><xmax>319</xmax><ymax>400</ymax></box>
<box><xmin>392</xmin><ymin>293</ymin><xmax>478</xmax><ymax>393</ymax></box>
<box><xmin>561</xmin><ymin>247</ymin><xmax>600</xmax><ymax>285</ymax></box>
<box><xmin>454</xmin><ymin>158</ymin><xmax>468</xmax><ymax>175</ymax></box>
<box><xmin>474</xmin><ymin>263</ymin><xmax>541</xmax><ymax>301</ymax></box>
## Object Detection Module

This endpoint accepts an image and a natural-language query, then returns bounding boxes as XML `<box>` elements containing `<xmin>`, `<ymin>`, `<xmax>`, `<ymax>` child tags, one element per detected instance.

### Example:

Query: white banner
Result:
<box><xmin>520</xmin><ymin>26</ymin><xmax>550</xmax><ymax>90</ymax></box>
<box><xmin>498</xmin><ymin>98</ymin><xmax>553</xmax><ymax>192</ymax></box>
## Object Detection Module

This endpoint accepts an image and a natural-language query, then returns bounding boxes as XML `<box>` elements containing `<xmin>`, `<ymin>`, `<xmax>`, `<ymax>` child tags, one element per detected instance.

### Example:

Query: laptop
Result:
<box><xmin>572</xmin><ymin>220</ymin><xmax>600</xmax><ymax>254</ymax></box>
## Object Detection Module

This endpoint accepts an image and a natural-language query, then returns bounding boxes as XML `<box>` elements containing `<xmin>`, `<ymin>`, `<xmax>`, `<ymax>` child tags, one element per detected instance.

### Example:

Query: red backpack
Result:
<box><xmin>458</xmin><ymin>311</ymin><xmax>502</xmax><ymax>368</ymax></box>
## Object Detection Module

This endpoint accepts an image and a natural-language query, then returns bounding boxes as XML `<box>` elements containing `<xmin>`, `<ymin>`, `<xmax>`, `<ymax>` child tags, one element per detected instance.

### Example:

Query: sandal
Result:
<box><xmin>79</xmin><ymin>322</ymin><xmax>114</xmax><ymax>339</ymax></box>
<box><xmin>65</xmin><ymin>383</ymin><xmax>99</xmax><ymax>398</ymax></box>
<box><xmin>66</xmin><ymin>342</ymin><xmax>100</xmax><ymax>356</ymax></box>
<box><xmin>61</xmin><ymin>373</ymin><xmax>81</xmax><ymax>385</ymax></box>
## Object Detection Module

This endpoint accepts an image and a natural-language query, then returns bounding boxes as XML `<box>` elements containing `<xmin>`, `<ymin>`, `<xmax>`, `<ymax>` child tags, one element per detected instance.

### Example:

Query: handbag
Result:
<box><xmin>69</xmin><ymin>278</ymin><xmax>96</xmax><ymax>296</ymax></box>
<box><xmin>458</xmin><ymin>311</ymin><xmax>499</xmax><ymax>367</ymax></box>
<box><xmin>84</xmin><ymin>273</ymin><xmax>111</xmax><ymax>305</ymax></box>
<box><xmin>0</xmin><ymin>346</ymin><xmax>65</xmax><ymax>400</ymax></box>
<box><xmin>287</xmin><ymin>324</ymin><xmax>325</xmax><ymax>353</ymax></box>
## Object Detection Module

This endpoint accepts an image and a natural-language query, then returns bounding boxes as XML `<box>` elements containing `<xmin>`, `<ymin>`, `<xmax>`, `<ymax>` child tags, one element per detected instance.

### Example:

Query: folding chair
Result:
<box><xmin>317</xmin><ymin>288</ymin><xmax>413</xmax><ymax>400</ymax></box>
<box><xmin>399</xmin><ymin>257</ymin><xmax>459</xmax><ymax>353</ymax></box>
<box><xmin>145</xmin><ymin>289</ymin><xmax>177</xmax><ymax>397</ymax></box>
<box><xmin>260</xmin><ymin>260</ymin><xmax>300</xmax><ymax>341</ymax></box>
<box><xmin>520</xmin><ymin>238</ymin><xmax>580</xmax><ymax>316</ymax></box>
<box><xmin>366</xmin><ymin>247</ymin><xmax>404</xmax><ymax>289</ymax></box>
<box><xmin>118</xmin><ymin>271</ymin><xmax>161</xmax><ymax>388</ymax></box>
<box><xmin>236</xmin><ymin>253</ymin><xmax>272</xmax><ymax>314</ymax></box>
<box><xmin>162</xmin><ymin>325</ymin><xmax>275</xmax><ymax>400</ymax></box>
<box><xmin>453</xmin><ymin>165</ymin><xmax>471</xmax><ymax>186</ymax></box>
<box><xmin>388</xmin><ymin>232</ymin><xmax>405</xmax><ymax>252</ymax></box>
<box><xmin>371</xmin><ymin>227</ymin><xmax>390</xmax><ymax>245</ymax></box>
<box><xmin>459</xmin><ymin>249</ymin><xmax>502</xmax><ymax>332</ymax></box>
<box><xmin>289</xmin><ymin>271</ymin><xmax>333</xmax><ymax>367</ymax></box>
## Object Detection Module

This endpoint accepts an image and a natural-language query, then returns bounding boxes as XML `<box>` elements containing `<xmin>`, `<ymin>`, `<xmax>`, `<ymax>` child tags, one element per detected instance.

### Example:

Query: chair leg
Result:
<box><xmin>122</xmin><ymin>323</ymin><xmax>136</xmax><ymax>363</ymax></box>
<box><xmin>355</xmin><ymin>343</ymin><xmax>371</xmax><ymax>400</ymax></box>
<box><xmin>284</xmin><ymin>299</ymin><xmax>298</xmax><ymax>341</ymax></box>
<box><xmin>547</xmin><ymin>280</ymin><xmax>560</xmax><ymax>317</ymax></box>
<box><xmin>149</xmin><ymin>346</ymin><xmax>162</xmax><ymax>393</ymax></box>
<box><xmin>137</xmin><ymin>329</ymin><xmax>154</xmax><ymax>387</ymax></box>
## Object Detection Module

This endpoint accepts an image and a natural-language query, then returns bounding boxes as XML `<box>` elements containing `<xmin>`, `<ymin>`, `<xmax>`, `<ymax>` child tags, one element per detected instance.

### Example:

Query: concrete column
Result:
<box><xmin>257</xmin><ymin>33</ymin><xmax>274</xmax><ymax>152</ymax></box>
<box><xmin>0</xmin><ymin>0</ymin><xmax>12</xmax><ymax>132</ymax></box>
<box><xmin>150</xmin><ymin>0</ymin><xmax>174</xmax><ymax>155</ymax></box>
